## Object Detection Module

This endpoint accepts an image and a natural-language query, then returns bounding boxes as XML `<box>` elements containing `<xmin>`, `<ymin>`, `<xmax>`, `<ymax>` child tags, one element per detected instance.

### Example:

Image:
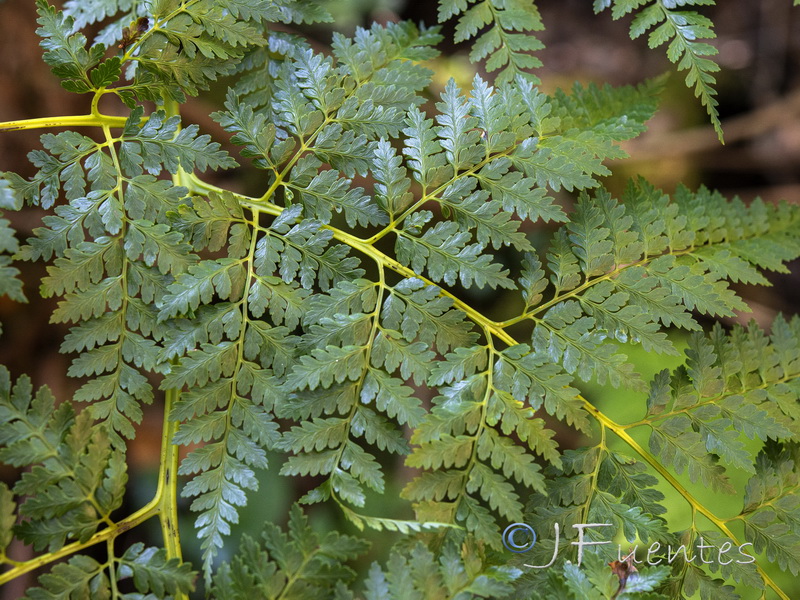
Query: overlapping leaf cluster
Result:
<box><xmin>642</xmin><ymin>318</ymin><xmax>800</xmax><ymax>587</ymax></box>
<box><xmin>54</xmin><ymin>0</ymin><xmax>332</xmax><ymax>105</ymax></box>
<box><xmin>0</xmin><ymin>366</ymin><xmax>196</xmax><ymax>598</ymax></box>
<box><xmin>210</xmin><ymin>504</ymin><xmax>369</xmax><ymax>599</ymax></box>
<box><xmin>517</xmin><ymin>317</ymin><xmax>800</xmax><ymax>598</ymax></box>
<box><xmin>644</xmin><ymin>319</ymin><xmax>799</xmax><ymax>493</ymax></box>
<box><xmin>0</xmin><ymin>367</ymin><xmax>126</xmax><ymax>553</ymax></box>
<box><xmin>211</xmin><ymin>507</ymin><xmax>520</xmax><ymax>600</ymax></box>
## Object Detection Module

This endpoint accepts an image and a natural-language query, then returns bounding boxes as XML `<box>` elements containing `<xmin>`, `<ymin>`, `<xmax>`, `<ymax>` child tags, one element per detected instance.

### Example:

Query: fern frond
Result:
<box><xmin>364</xmin><ymin>541</ymin><xmax>519</xmax><ymax>599</ymax></box>
<box><xmin>0</xmin><ymin>367</ymin><xmax>127</xmax><ymax>551</ymax></box>
<box><xmin>515</xmin><ymin>180</ymin><xmax>800</xmax><ymax>389</ymax></box>
<box><xmin>632</xmin><ymin>317</ymin><xmax>799</xmax><ymax>494</ymax></box>
<box><xmin>0</xmin><ymin>179</ymin><xmax>25</xmax><ymax>310</ymax></box>
<box><xmin>439</xmin><ymin>0</ymin><xmax>545</xmax><ymax>85</ymax></box>
<box><xmin>117</xmin><ymin>542</ymin><xmax>197</xmax><ymax>597</ymax></box>
<box><xmin>210</xmin><ymin>504</ymin><xmax>368</xmax><ymax>599</ymax></box>
<box><xmin>12</xmin><ymin>109</ymin><xmax>223</xmax><ymax>444</ymax></box>
<box><xmin>4</xmin><ymin>3</ymin><xmax>800</xmax><ymax>598</ymax></box>
<box><xmin>596</xmin><ymin>0</ymin><xmax>722</xmax><ymax>139</ymax></box>
<box><xmin>741</xmin><ymin>443</ymin><xmax>800</xmax><ymax>575</ymax></box>
<box><xmin>35</xmin><ymin>0</ymin><xmax>110</xmax><ymax>94</ymax></box>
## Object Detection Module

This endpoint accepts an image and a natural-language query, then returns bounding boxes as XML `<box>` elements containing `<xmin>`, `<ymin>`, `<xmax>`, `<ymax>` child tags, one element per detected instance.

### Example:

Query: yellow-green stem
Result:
<box><xmin>157</xmin><ymin>387</ymin><xmax>184</xmax><ymax>565</ymax></box>
<box><xmin>0</xmin><ymin>486</ymin><xmax>160</xmax><ymax>586</ymax></box>
<box><xmin>107</xmin><ymin>537</ymin><xmax>119</xmax><ymax>599</ymax></box>
<box><xmin>0</xmin><ymin>114</ymin><xmax>127</xmax><ymax>132</ymax></box>
<box><xmin>161</xmin><ymin>98</ymin><xmax>188</xmax><ymax>596</ymax></box>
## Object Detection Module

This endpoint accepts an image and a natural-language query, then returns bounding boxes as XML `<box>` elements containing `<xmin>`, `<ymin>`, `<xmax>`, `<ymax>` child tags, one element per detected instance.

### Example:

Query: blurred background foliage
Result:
<box><xmin>0</xmin><ymin>0</ymin><xmax>798</xmax><ymax>597</ymax></box>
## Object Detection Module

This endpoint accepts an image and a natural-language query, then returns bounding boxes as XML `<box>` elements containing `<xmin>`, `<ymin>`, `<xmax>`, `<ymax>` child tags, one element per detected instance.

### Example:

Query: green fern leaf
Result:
<box><xmin>211</xmin><ymin>504</ymin><xmax>368</xmax><ymax>599</ymax></box>
<box><xmin>117</xmin><ymin>542</ymin><xmax>197</xmax><ymax>596</ymax></box>
<box><xmin>35</xmin><ymin>0</ymin><xmax>107</xmax><ymax>94</ymax></box>
<box><xmin>440</xmin><ymin>0</ymin><xmax>544</xmax><ymax>85</ymax></box>
<box><xmin>741</xmin><ymin>443</ymin><xmax>800</xmax><ymax>575</ymax></box>
<box><xmin>597</xmin><ymin>0</ymin><xmax>722</xmax><ymax>139</ymax></box>
<box><xmin>382</xmin><ymin>278</ymin><xmax>477</xmax><ymax>353</ymax></box>
<box><xmin>22</xmin><ymin>554</ymin><xmax>105</xmax><ymax>600</ymax></box>
<box><xmin>120</xmin><ymin>108</ymin><xmax>238</xmax><ymax>176</ymax></box>
<box><xmin>396</xmin><ymin>222</ymin><xmax>515</xmax><ymax>290</ymax></box>
<box><xmin>0</xmin><ymin>369</ymin><xmax>128</xmax><ymax>552</ymax></box>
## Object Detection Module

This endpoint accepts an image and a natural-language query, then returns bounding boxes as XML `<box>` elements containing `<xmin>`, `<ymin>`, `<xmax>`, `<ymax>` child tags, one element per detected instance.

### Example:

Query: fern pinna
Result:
<box><xmin>0</xmin><ymin>0</ymin><xmax>798</xmax><ymax>599</ymax></box>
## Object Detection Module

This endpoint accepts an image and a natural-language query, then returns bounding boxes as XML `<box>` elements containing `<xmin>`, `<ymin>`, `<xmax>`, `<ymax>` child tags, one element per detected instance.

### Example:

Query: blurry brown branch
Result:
<box><xmin>621</xmin><ymin>87</ymin><xmax>800</xmax><ymax>160</ymax></box>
